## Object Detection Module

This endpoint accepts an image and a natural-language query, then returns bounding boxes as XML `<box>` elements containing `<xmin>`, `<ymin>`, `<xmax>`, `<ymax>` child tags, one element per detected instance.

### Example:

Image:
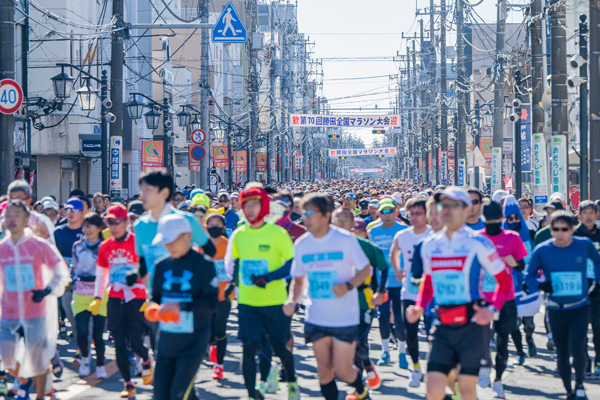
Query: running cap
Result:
<box><xmin>543</xmin><ymin>201</ymin><xmax>564</xmax><ymax>211</ymax></box>
<box><xmin>354</xmin><ymin>218</ymin><xmax>367</xmax><ymax>232</ymax></box>
<box><xmin>549</xmin><ymin>192</ymin><xmax>566</xmax><ymax>204</ymax></box>
<box><xmin>127</xmin><ymin>200</ymin><xmax>145</xmax><ymax>217</ymax></box>
<box><xmin>491</xmin><ymin>189</ymin><xmax>508</xmax><ymax>204</ymax></box>
<box><xmin>390</xmin><ymin>192</ymin><xmax>403</xmax><ymax>205</ymax></box>
<box><xmin>105</xmin><ymin>204</ymin><xmax>128</xmax><ymax>220</ymax></box>
<box><xmin>65</xmin><ymin>198</ymin><xmax>84</xmax><ymax>211</ymax></box>
<box><xmin>378</xmin><ymin>198</ymin><xmax>395</xmax><ymax>212</ymax></box>
<box><xmin>434</xmin><ymin>186</ymin><xmax>472</xmax><ymax>207</ymax></box>
<box><xmin>482</xmin><ymin>201</ymin><xmax>503</xmax><ymax>222</ymax></box>
<box><xmin>43</xmin><ymin>200</ymin><xmax>59</xmax><ymax>211</ymax></box>
<box><xmin>152</xmin><ymin>214</ymin><xmax>191</xmax><ymax>245</ymax></box>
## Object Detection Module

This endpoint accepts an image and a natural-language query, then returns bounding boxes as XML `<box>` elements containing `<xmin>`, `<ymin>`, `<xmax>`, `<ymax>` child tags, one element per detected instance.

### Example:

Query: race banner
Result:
<box><xmin>491</xmin><ymin>147</ymin><xmax>502</xmax><ymax>191</ymax></box>
<box><xmin>233</xmin><ymin>150</ymin><xmax>247</xmax><ymax>172</ymax></box>
<box><xmin>532</xmin><ymin>133</ymin><xmax>549</xmax><ymax>205</ymax></box>
<box><xmin>212</xmin><ymin>145</ymin><xmax>229</xmax><ymax>168</ymax></box>
<box><xmin>349</xmin><ymin>168</ymin><xmax>383</xmax><ymax>173</ymax></box>
<box><xmin>521</xmin><ymin>104</ymin><xmax>532</xmax><ymax>171</ymax></box>
<box><xmin>141</xmin><ymin>140</ymin><xmax>163</xmax><ymax>171</ymax></box>
<box><xmin>551</xmin><ymin>136</ymin><xmax>567</xmax><ymax>195</ymax></box>
<box><xmin>291</xmin><ymin>114</ymin><xmax>400</xmax><ymax>128</ymax></box>
<box><xmin>294</xmin><ymin>153</ymin><xmax>302</xmax><ymax>171</ymax></box>
<box><xmin>328</xmin><ymin>147</ymin><xmax>396</xmax><ymax>157</ymax></box>
<box><xmin>256</xmin><ymin>153</ymin><xmax>267</xmax><ymax>171</ymax></box>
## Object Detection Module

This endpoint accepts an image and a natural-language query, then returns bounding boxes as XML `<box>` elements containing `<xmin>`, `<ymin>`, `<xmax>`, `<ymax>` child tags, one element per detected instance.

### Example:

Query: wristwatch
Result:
<box><xmin>487</xmin><ymin>305</ymin><xmax>500</xmax><ymax>321</ymax></box>
<box><xmin>346</xmin><ymin>282</ymin><xmax>354</xmax><ymax>291</ymax></box>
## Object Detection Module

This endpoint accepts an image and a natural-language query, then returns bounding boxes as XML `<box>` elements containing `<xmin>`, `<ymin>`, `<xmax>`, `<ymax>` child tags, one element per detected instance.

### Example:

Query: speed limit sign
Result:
<box><xmin>0</xmin><ymin>79</ymin><xmax>23</xmax><ymax>115</ymax></box>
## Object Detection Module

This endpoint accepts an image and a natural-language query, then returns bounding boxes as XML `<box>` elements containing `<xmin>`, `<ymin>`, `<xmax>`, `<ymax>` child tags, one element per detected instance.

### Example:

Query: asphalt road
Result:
<box><xmin>23</xmin><ymin>304</ymin><xmax>600</xmax><ymax>400</ymax></box>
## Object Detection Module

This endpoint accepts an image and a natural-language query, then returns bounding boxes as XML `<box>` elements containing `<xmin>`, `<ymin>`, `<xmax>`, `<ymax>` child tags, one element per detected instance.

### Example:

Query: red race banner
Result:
<box><xmin>234</xmin><ymin>150</ymin><xmax>247</xmax><ymax>172</ymax></box>
<box><xmin>212</xmin><ymin>145</ymin><xmax>228</xmax><ymax>168</ymax></box>
<box><xmin>256</xmin><ymin>153</ymin><xmax>267</xmax><ymax>171</ymax></box>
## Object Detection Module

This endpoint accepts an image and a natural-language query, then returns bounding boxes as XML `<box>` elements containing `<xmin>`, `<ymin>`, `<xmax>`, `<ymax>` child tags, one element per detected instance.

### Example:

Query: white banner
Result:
<box><xmin>491</xmin><ymin>147</ymin><xmax>502</xmax><ymax>191</ymax></box>
<box><xmin>532</xmin><ymin>133</ymin><xmax>549</xmax><ymax>205</ymax></box>
<box><xmin>551</xmin><ymin>135</ymin><xmax>567</xmax><ymax>195</ymax></box>
<box><xmin>109</xmin><ymin>136</ymin><xmax>123</xmax><ymax>196</ymax></box>
<box><xmin>291</xmin><ymin>114</ymin><xmax>400</xmax><ymax>128</ymax></box>
<box><xmin>458</xmin><ymin>159</ymin><xmax>466</xmax><ymax>187</ymax></box>
<box><xmin>328</xmin><ymin>147</ymin><xmax>396</xmax><ymax>157</ymax></box>
<box><xmin>349</xmin><ymin>168</ymin><xmax>384</xmax><ymax>173</ymax></box>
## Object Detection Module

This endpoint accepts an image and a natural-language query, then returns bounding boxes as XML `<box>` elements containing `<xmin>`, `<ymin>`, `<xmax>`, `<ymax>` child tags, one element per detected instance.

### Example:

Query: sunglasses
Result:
<box><xmin>106</xmin><ymin>219</ymin><xmax>125</xmax><ymax>226</ymax></box>
<box><xmin>551</xmin><ymin>226</ymin><xmax>570</xmax><ymax>232</ymax></box>
<box><xmin>302</xmin><ymin>210</ymin><xmax>316</xmax><ymax>218</ymax></box>
<box><xmin>380</xmin><ymin>208</ymin><xmax>394</xmax><ymax>215</ymax></box>
<box><xmin>173</xmin><ymin>197</ymin><xmax>185</xmax><ymax>202</ymax></box>
<box><xmin>63</xmin><ymin>208</ymin><xmax>81</xmax><ymax>214</ymax></box>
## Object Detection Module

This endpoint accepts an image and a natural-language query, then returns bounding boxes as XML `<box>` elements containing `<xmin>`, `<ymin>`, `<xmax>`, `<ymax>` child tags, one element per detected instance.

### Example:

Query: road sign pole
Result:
<box><xmin>0</xmin><ymin>0</ymin><xmax>17</xmax><ymax>191</ymax></box>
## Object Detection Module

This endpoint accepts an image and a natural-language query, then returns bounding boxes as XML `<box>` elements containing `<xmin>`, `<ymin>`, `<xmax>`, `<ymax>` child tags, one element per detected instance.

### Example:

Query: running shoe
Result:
<box><xmin>288</xmin><ymin>381</ymin><xmax>301</xmax><ymax>400</ymax></box>
<box><xmin>478</xmin><ymin>367</ymin><xmax>491</xmax><ymax>388</ymax></box>
<box><xmin>255</xmin><ymin>381</ymin><xmax>266</xmax><ymax>400</ymax></box>
<box><xmin>209</xmin><ymin>345</ymin><xmax>217</xmax><ymax>364</ymax></box>
<box><xmin>409</xmin><ymin>368</ymin><xmax>423</xmax><ymax>388</ymax></box>
<box><xmin>59</xmin><ymin>320</ymin><xmax>67</xmax><ymax>339</ymax></box>
<box><xmin>141</xmin><ymin>357</ymin><xmax>154</xmax><ymax>385</ymax></box>
<box><xmin>376</xmin><ymin>351</ymin><xmax>390</xmax><ymax>366</ymax></box>
<box><xmin>79</xmin><ymin>356</ymin><xmax>91</xmax><ymax>377</ymax></box>
<box><xmin>574</xmin><ymin>386</ymin><xmax>587</xmax><ymax>400</ymax></box>
<box><xmin>212</xmin><ymin>365</ymin><xmax>224</xmax><ymax>380</ymax></box>
<box><xmin>546</xmin><ymin>338</ymin><xmax>555</xmax><ymax>351</ymax></box>
<box><xmin>96</xmin><ymin>365</ymin><xmax>108</xmax><ymax>380</ymax></box>
<box><xmin>493</xmin><ymin>380</ymin><xmax>505</xmax><ymax>399</ymax></box>
<box><xmin>266</xmin><ymin>361</ymin><xmax>280</xmax><ymax>393</ymax></box>
<box><xmin>51</xmin><ymin>350</ymin><xmax>64</xmax><ymax>378</ymax></box>
<box><xmin>45</xmin><ymin>370</ymin><xmax>55</xmax><ymax>397</ymax></box>
<box><xmin>0</xmin><ymin>375</ymin><xmax>8</xmax><ymax>396</ymax></box>
<box><xmin>120</xmin><ymin>383</ymin><xmax>136</xmax><ymax>398</ymax></box>
<box><xmin>11</xmin><ymin>379</ymin><xmax>19</xmax><ymax>395</ymax></box>
<box><xmin>527</xmin><ymin>339</ymin><xmax>537</xmax><ymax>358</ymax></box>
<box><xmin>134</xmin><ymin>357</ymin><xmax>143</xmax><ymax>377</ymax></box>
<box><xmin>15</xmin><ymin>378</ymin><xmax>32</xmax><ymax>400</ymax></box>
<box><xmin>366</xmin><ymin>363</ymin><xmax>381</xmax><ymax>390</ymax></box>
<box><xmin>513</xmin><ymin>354</ymin><xmax>526</xmax><ymax>366</ymax></box>
<box><xmin>346</xmin><ymin>388</ymin><xmax>370</xmax><ymax>400</ymax></box>
<box><xmin>399</xmin><ymin>352</ymin><xmax>409</xmax><ymax>369</ymax></box>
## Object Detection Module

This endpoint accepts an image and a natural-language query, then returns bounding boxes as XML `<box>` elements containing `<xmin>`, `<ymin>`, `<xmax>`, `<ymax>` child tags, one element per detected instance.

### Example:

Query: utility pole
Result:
<box><xmin>412</xmin><ymin>41</ymin><xmax>418</xmax><ymax>182</ymax></box>
<box><xmin>456</xmin><ymin>0</ymin><xmax>466</xmax><ymax>185</ymax></box>
<box><xmin>579</xmin><ymin>14</ymin><xmax>589</xmax><ymax>200</ymax></box>
<box><xmin>247</xmin><ymin>0</ymin><xmax>258</xmax><ymax>182</ymax></box>
<box><xmin>407</xmin><ymin>48</ymin><xmax>414</xmax><ymax>181</ymax></box>
<box><xmin>493</xmin><ymin>0</ymin><xmax>507</xmax><ymax>190</ymax></box>
<box><xmin>109</xmin><ymin>0</ymin><xmax>124</xmax><ymax>194</ymax></box>
<box><xmin>590</xmin><ymin>0</ymin><xmax>600</xmax><ymax>200</ymax></box>
<box><xmin>430</xmin><ymin>0</ymin><xmax>438</xmax><ymax>185</ymax></box>
<box><xmin>550</xmin><ymin>0</ymin><xmax>568</xmax><ymax>196</ymax></box>
<box><xmin>514</xmin><ymin>71</ymin><xmax>522</xmax><ymax>198</ymax></box>
<box><xmin>0</xmin><ymin>0</ymin><xmax>16</xmax><ymax>190</ymax></box>
<box><xmin>199</xmin><ymin>0</ymin><xmax>209</xmax><ymax>188</ymax></box>
<box><xmin>440</xmin><ymin>0</ymin><xmax>448</xmax><ymax>184</ymax></box>
<box><xmin>419</xmin><ymin>19</ymin><xmax>428</xmax><ymax>184</ymax></box>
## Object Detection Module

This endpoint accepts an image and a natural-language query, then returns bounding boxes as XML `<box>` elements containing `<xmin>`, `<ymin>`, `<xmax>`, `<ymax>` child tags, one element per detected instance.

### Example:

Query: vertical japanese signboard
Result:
<box><xmin>551</xmin><ymin>136</ymin><xmax>567</xmax><ymax>195</ymax></box>
<box><xmin>491</xmin><ymin>147</ymin><xmax>502</xmax><ymax>191</ymax></box>
<box><xmin>256</xmin><ymin>153</ymin><xmax>267</xmax><ymax>171</ymax></box>
<box><xmin>110</xmin><ymin>137</ymin><xmax>122</xmax><ymax>196</ymax></box>
<box><xmin>234</xmin><ymin>150</ymin><xmax>247</xmax><ymax>172</ymax></box>
<box><xmin>213</xmin><ymin>145</ymin><xmax>229</xmax><ymax>168</ymax></box>
<box><xmin>294</xmin><ymin>153</ymin><xmax>302</xmax><ymax>171</ymax></box>
<box><xmin>521</xmin><ymin>105</ymin><xmax>532</xmax><ymax>171</ymax></box>
<box><xmin>532</xmin><ymin>133</ymin><xmax>549</xmax><ymax>205</ymax></box>
<box><xmin>458</xmin><ymin>158</ymin><xmax>466</xmax><ymax>187</ymax></box>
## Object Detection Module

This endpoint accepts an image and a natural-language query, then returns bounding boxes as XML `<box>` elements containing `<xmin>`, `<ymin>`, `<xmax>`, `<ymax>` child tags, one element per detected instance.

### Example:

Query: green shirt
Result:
<box><xmin>229</xmin><ymin>223</ymin><xmax>294</xmax><ymax>307</ymax></box>
<box><xmin>357</xmin><ymin>236</ymin><xmax>388</xmax><ymax>311</ymax></box>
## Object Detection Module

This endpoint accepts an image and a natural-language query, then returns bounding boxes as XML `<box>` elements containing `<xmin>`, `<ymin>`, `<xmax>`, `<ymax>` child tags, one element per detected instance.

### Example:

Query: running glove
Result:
<box><xmin>251</xmin><ymin>274</ymin><xmax>269</xmax><ymax>288</ymax></box>
<box><xmin>144</xmin><ymin>304</ymin><xmax>161</xmax><ymax>322</ymax></box>
<box><xmin>89</xmin><ymin>298</ymin><xmax>102</xmax><ymax>316</ymax></box>
<box><xmin>125</xmin><ymin>271</ymin><xmax>139</xmax><ymax>286</ymax></box>
<box><xmin>144</xmin><ymin>304</ymin><xmax>180</xmax><ymax>324</ymax></box>
<box><xmin>31</xmin><ymin>287</ymin><xmax>51</xmax><ymax>303</ymax></box>
<box><xmin>538</xmin><ymin>280</ymin><xmax>554</xmax><ymax>294</ymax></box>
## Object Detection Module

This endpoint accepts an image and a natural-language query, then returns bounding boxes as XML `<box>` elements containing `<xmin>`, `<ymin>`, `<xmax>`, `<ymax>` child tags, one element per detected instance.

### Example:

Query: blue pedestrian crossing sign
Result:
<box><xmin>212</xmin><ymin>2</ymin><xmax>247</xmax><ymax>43</ymax></box>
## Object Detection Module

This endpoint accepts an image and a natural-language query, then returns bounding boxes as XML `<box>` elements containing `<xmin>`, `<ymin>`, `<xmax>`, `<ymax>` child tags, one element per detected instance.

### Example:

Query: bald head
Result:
<box><xmin>332</xmin><ymin>208</ymin><xmax>354</xmax><ymax>232</ymax></box>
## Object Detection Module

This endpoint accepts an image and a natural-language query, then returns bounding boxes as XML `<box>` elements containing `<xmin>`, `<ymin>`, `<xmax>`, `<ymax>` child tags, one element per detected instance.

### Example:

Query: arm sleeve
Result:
<box><xmin>94</xmin><ymin>266</ymin><xmax>109</xmax><ymax>299</ymax></box>
<box><xmin>151</xmin><ymin>264</ymin><xmax>163</xmax><ymax>305</ymax></box>
<box><xmin>265</xmin><ymin>258</ymin><xmax>293</xmax><ymax>281</ymax></box>
<box><xmin>491</xmin><ymin>268</ymin><xmax>513</xmax><ymax>310</ymax></box>
<box><xmin>416</xmin><ymin>273</ymin><xmax>434</xmax><ymax>309</ymax></box>
<box><xmin>411</xmin><ymin>242</ymin><xmax>424</xmax><ymax>279</ymax></box>
<box><xmin>378</xmin><ymin>268</ymin><xmax>389</xmax><ymax>292</ymax></box>
<box><xmin>139</xmin><ymin>257</ymin><xmax>148</xmax><ymax>279</ymax></box>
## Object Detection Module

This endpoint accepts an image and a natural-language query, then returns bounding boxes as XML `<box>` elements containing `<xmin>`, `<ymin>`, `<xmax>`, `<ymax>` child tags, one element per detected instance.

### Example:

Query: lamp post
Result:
<box><xmin>51</xmin><ymin>64</ymin><xmax>110</xmax><ymax>193</ymax></box>
<box><xmin>126</xmin><ymin>92</ymin><xmax>173</xmax><ymax>177</ymax></box>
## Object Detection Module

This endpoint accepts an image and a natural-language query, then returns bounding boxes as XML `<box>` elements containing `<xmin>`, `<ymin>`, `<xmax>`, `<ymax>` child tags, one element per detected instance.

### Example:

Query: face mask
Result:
<box><xmin>484</xmin><ymin>222</ymin><xmax>502</xmax><ymax>236</ymax></box>
<box><xmin>507</xmin><ymin>221</ymin><xmax>521</xmax><ymax>232</ymax></box>
<box><xmin>207</xmin><ymin>226</ymin><xmax>225</xmax><ymax>239</ymax></box>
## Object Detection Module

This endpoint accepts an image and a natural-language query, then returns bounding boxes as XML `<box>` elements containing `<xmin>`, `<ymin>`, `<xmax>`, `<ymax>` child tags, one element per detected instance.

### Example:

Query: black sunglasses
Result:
<box><xmin>106</xmin><ymin>219</ymin><xmax>125</xmax><ymax>226</ymax></box>
<box><xmin>551</xmin><ymin>227</ymin><xmax>570</xmax><ymax>232</ymax></box>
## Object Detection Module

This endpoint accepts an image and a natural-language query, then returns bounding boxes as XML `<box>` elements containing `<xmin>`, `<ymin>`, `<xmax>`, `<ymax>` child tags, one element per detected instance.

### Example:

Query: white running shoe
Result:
<box><xmin>478</xmin><ymin>367</ymin><xmax>492</xmax><ymax>388</ymax></box>
<box><xmin>79</xmin><ymin>357</ymin><xmax>91</xmax><ymax>377</ymax></box>
<box><xmin>408</xmin><ymin>369</ymin><xmax>423</xmax><ymax>388</ymax></box>
<box><xmin>266</xmin><ymin>361</ymin><xmax>280</xmax><ymax>393</ymax></box>
<box><xmin>96</xmin><ymin>366</ymin><xmax>108</xmax><ymax>380</ymax></box>
<box><xmin>493</xmin><ymin>380</ymin><xmax>506</xmax><ymax>399</ymax></box>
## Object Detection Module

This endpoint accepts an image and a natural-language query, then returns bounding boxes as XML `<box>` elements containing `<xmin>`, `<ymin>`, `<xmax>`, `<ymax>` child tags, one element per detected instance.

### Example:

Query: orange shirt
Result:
<box><xmin>201</xmin><ymin>237</ymin><xmax>232</xmax><ymax>301</ymax></box>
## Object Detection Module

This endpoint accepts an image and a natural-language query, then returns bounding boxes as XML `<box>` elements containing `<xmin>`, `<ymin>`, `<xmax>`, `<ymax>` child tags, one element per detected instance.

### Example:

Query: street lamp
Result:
<box><xmin>51</xmin><ymin>68</ymin><xmax>73</xmax><ymax>100</ymax></box>
<box><xmin>144</xmin><ymin>108</ymin><xmax>161</xmax><ymax>130</ymax></box>
<box><xmin>176</xmin><ymin>108</ymin><xmax>191</xmax><ymax>128</ymax></box>
<box><xmin>126</xmin><ymin>98</ymin><xmax>145</xmax><ymax>120</ymax></box>
<box><xmin>75</xmin><ymin>77</ymin><xmax>98</xmax><ymax>111</ymax></box>
<box><xmin>483</xmin><ymin>109</ymin><xmax>493</xmax><ymax>128</ymax></box>
<box><xmin>189</xmin><ymin>115</ymin><xmax>201</xmax><ymax>132</ymax></box>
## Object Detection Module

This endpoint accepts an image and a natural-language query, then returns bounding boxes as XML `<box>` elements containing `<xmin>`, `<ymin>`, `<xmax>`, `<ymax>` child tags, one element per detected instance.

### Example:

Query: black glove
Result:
<box><xmin>251</xmin><ymin>274</ymin><xmax>269</xmax><ymax>289</ymax></box>
<box><xmin>522</xmin><ymin>282</ymin><xmax>530</xmax><ymax>294</ymax></box>
<box><xmin>538</xmin><ymin>280</ymin><xmax>554</xmax><ymax>294</ymax></box>
<box><xmin>126</xmin><ymin>271</ymin><xmax>140</xmax><ymax>287</ymax></box>
<box><xmin>224</xmin><ymin>281</ymin><xmax>237</xmax><ymax>298</ymax></box>
<box><xmin>32</xmin><ymin>287</ymin><xmax>52</xmax><ymax>303</ymax></box>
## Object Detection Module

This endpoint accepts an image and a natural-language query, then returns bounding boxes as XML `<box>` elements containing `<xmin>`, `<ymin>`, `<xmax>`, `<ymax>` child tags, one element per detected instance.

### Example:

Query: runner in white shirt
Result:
<box><xmin>284</xmin><ymin>193</ymin><xmax>372</xmax><ymax>400</ymax></box>
<box><xmin>390</xmin><ymin>197</ymin><xmax>432</xmax><ymax>388</ymax></box>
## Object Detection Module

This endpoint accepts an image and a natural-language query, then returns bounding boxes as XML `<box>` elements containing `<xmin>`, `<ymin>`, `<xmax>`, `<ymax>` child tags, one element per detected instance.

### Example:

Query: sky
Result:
<box><xmin>296</xmin><ymin>0</ymin><xmax>527</xmax><ymax>146</ymax></box>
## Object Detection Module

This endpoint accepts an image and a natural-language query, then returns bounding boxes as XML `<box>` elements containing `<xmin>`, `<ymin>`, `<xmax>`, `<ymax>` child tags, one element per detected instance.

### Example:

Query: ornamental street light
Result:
<box><xmin>75</xmin><ymin>77</ymin><xmax>98</xmax><ymax>111</ymax></box>
<box><xmin>51</xmin><ymin>68</ymin><xmax>73</xmax><ymax>100</ymax></box>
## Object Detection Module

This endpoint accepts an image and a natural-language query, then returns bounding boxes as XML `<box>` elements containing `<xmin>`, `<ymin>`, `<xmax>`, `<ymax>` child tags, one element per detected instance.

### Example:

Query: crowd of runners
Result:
<box><xmin>0</xmin><ymin>169</ymin><xmax>598</xmax><ymax>400</ymax></box>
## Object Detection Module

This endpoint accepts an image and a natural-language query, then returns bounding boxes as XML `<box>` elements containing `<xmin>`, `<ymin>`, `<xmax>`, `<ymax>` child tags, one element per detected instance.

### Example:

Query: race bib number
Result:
<box><xmin>142</xmin><ymin>244</ymin><xmax>169</xmax><ymax>276</ymax></box>
<box><xmin>4</xmin><ymin>264</ymin><xmax>35</xmax><ymax>292</ymax></box>
<box><xmin>241</xmin><ymin>259</ymin><xmax>270</xmax><ymax>286</ymax></box>
<box><xmin>587</xmin><ymin>259</ymin><xmax>596</xmax><ymax>280</ymax></box>
<box><xmin>214</xmin><ymin>260</ymin><xmax>229</xmax><ymax>282</ymax></box>
<box><xmin>482</xmin><ymin>271</ymin><xmax>497</xmax><ymax>293</ymax></box>
<box><xmin>109</xmin><ymin>264</ymin><xmax>134</xmax><ymax>285</ymax></box>
<box><xmin>307</xmin><ymin>270</ymin><xmax>338</xmax><ymax>299</ymax></box>
<box><xmin>159</xmin><ymin>297</ymin><xmax>193</xmax><ymax>334</ymax></box>
<box><xmin>432</xmin><ymin>270</ymin><xmax>469</xmax><ymax>305</ymax></box>
<box><xmin>75</xmin><ymin>280</ymin><xmax>95</xmax><ymax>297</ymax></box>
<box><xmin>406</xmin><ymin>275</ymin><xmax>420</xmax><ymax>295</ymax></box>
<box><xmin>551</xmin><ymin>271</ymin><xmax>583</xmax><ymax>297</ymax></box>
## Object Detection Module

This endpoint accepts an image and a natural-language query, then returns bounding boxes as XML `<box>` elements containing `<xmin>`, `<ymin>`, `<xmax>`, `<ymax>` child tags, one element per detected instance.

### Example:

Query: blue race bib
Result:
<box><xmin>109</xmin><ymin>264</ymin><xmax>134</xmax><ymax>285</ymax></box>
<box><xmin>214</xmin><ymin>260</ymin><xmax>229</xmax><ymax>282</ymax></box>
<box><xmin>4</xmin><ymin>264</ymin><xmax>35</xmax><ymax>292</ymax></box>
<box><xmin>551</xmin><ymin>271</ymin><xmax>583</xmax><ymax>297</ymax></box>
<box><xmin>482</xmin><ymin>271</ymin><xmax>497</xmax><ymax>292</ymax></box>
<box><xmin>432</xmin><ymin>270</ymin><xmax>470</xmax><ymax>305</ymax></box>
<box><xmin>307</xmin><ymin>270</ymin><xmax>338</xmax><ymax>299</ymax></box>
<box><xmin>241</xmin><ymin>259</ymin><xmax>270</xmax><ymax>286</ymax></box>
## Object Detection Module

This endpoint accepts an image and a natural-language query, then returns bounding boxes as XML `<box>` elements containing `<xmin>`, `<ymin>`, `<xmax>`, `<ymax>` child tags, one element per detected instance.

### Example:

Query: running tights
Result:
<box><xmin>242</xmin><ymin>338</ymin><xmax>296</xmax><ymax>398</ymax></box>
